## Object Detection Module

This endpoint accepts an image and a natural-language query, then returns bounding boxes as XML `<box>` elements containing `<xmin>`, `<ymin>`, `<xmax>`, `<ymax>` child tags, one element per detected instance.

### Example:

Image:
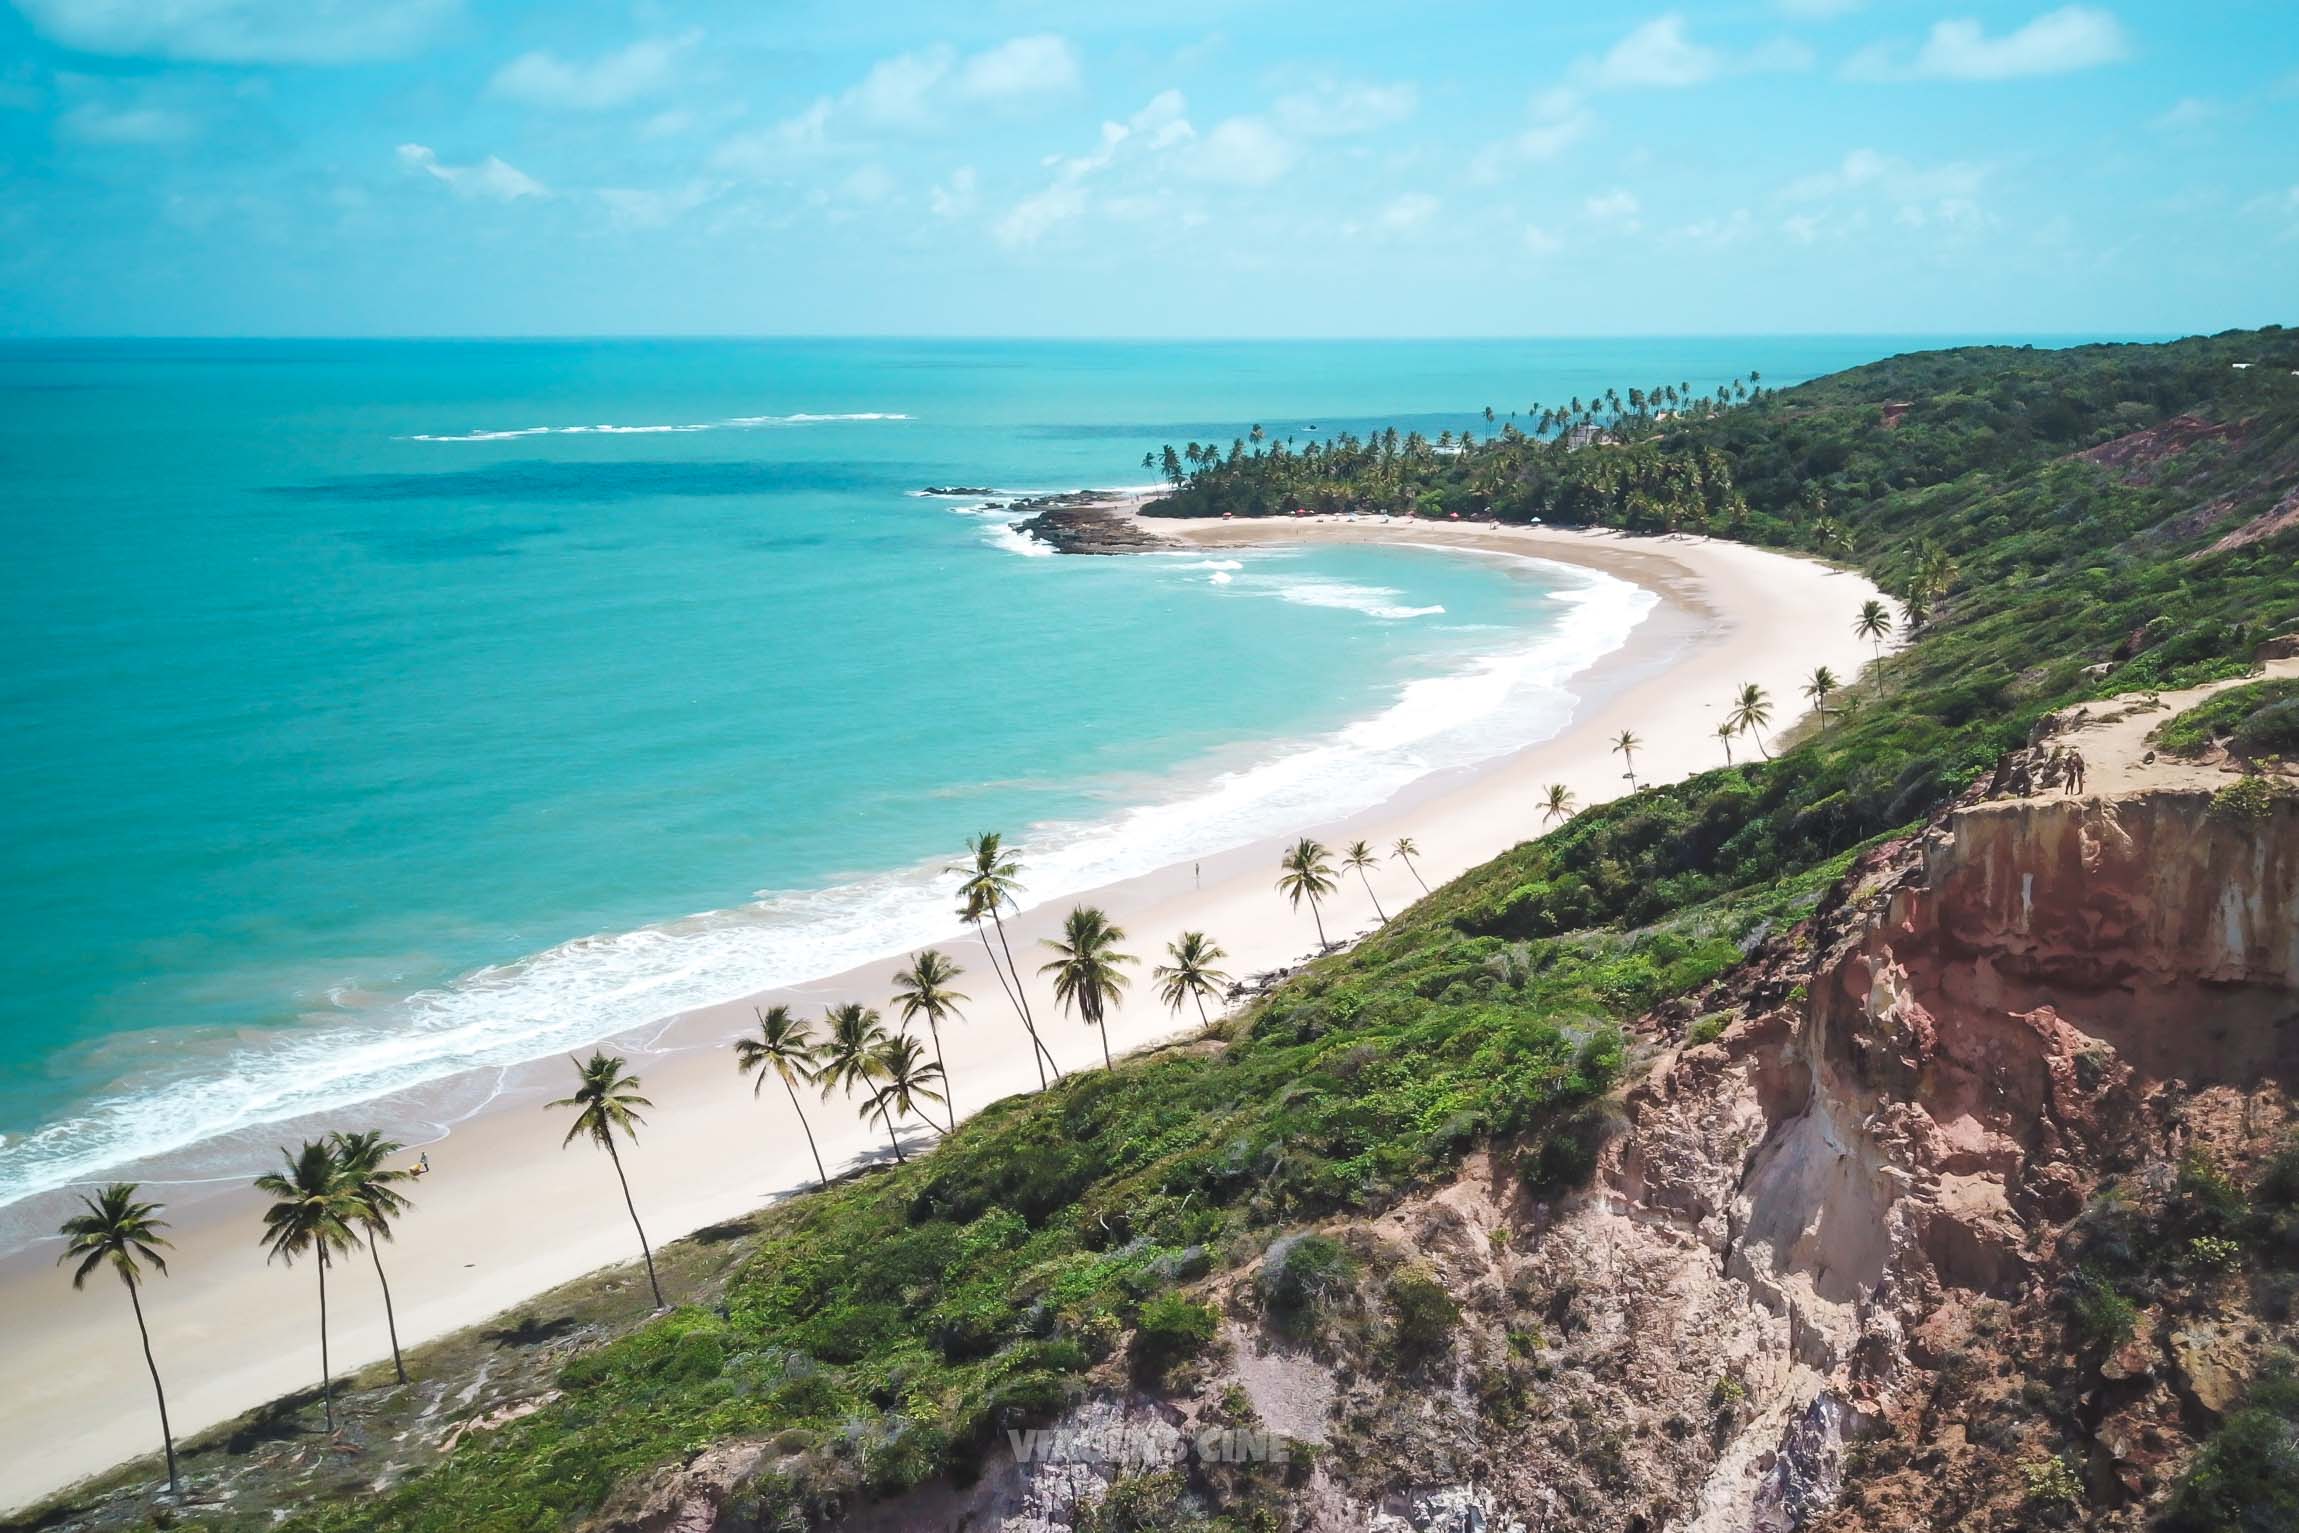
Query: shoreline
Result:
<box><xmin>0</xmin><ymin>513</ymin><xmax>1888</xmax><ymax>1513</ymax></box>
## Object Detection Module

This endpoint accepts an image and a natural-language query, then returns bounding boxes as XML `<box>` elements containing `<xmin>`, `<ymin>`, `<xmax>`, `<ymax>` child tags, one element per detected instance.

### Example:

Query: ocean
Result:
<box><xmin>0</xmin><ymin>335</ymin><xmax>1981</xmax><ymax>1219</ymax></box>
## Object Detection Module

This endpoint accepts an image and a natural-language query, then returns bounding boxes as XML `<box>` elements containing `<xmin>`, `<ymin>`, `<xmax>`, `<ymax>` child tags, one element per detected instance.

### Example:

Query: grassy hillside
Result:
<box><xmin>19</xmin><ymin>329</ymin><xmax>2299</xmax><ymax>1533</ymax></box>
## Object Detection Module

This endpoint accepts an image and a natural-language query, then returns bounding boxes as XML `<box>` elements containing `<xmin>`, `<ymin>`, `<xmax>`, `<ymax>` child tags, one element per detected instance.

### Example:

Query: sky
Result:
<box><xmin>0</xmin><ymin>1</ymin><xmax>2293</xmax><ymax>338</ymax></box>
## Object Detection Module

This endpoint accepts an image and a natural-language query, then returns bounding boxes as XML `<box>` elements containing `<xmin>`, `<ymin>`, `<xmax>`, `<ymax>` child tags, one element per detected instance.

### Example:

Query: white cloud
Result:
<box><xmin>848</xmin><ymin>47</ymin><xmax>954</xmax><ymax>127</ymax></box>
<box><xmin>2151</xmin><ymin>97</ymin><xmax>2220</xmax><ymax>131</ymax></box>
<box><xmin>1522</xmin><ymin>224</ymin><xmax>1562</xmax><ymax>255</ymax></box>
<box><xmin>1584</xmin><ymin>188</ymin><xmax>1642</xmax><ymax>227</ymax></box>
<box><xmin>1471</xmin><ymin>91</ymin><xmax>1592</xmax><ymax>181</ymax></box>
<box><xmin>1272</xmin><ymin>80</ymin><xmax>1417</xmax><ymax>137</ymax></box>
<box><xmin>1886</xmin><ymin>6</ymin><xmax>2130</xmax><ymax>82</ymax></box>
<box><xmin>16</xmin><ymin>0</ymin><xmax>456</xmax><ymax>65</ymax></box>
<box><xmin>1591</xmin><ymin>15</ymin><xmax>1721</xmax><ymax>89</ymax></box>
<box><xmin>993</xmin><ymin>91</ymin><xmax>1194</xmax><ymax>248</ymax></box>
<box><xmin>840</xmin><ymin>163</ymin><xmax>895</xmax><ymax>204</ymax></box>
<box><xmin>59</xmin><ymin>100</ymin><xmax>198</xmax><ymax>145</ymax></box>
<box><xmin>713</xmin><ymin>100</ymin><xmax>834</xmax><ymax>176</ymax></box>
<box><xmin>596</xmin><ymin>180</ymin><xmax>716</xmax><ymax>229</ymax></box>
<box><xmin>996</xmin><ymin>181</ymin><xmax>1088</xmax><ymax>248</ymax></box>
<box><xmin>955</xmin><ymin>34</ymin><xmax>1081</xmax><ymax>102</ymax></box>
<box><xmin>1783</xmin><ymin>212</ymin><xmax>1825</xmax><ymax>243</ymax></box>
<box><xmin>1670</xmin><ymin>208</ymin><xmax>1755</xmax><ymax>246</ymax></box>
<box><xmin>1376</xmin><ymin>192</ymin><xmax>1439</xmax><ymax>232</ymax></box>
<box><xmin>1776</xmin><ymin>0</ymin><xmax>1862</xmax><ymax>16</ymax></box>
<box><xmin>490</xmin><ymin>33</ymin><xmax>695</xmax><ymax>111</ymax></box>
<box><xmin>1186</xmin><ymin>116</ymin><xmax>1294</xmax><ymax>187</ymax></box>
<box><xmin>397</xmin><ymin>142</ymin><xmax>548</xmax><ymax>201</ymax></box>
<box><xmin>930</xmin><ymin>165</ymin><xmax>978</xmax><ymax>218</ymax></box>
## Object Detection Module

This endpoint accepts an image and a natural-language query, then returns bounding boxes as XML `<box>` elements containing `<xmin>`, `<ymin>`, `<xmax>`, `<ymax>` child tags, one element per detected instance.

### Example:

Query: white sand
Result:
<box><xmin>0</xmin><ymin>516</ymin><xmax>1889</xmax><ymax>1511</ymax></box>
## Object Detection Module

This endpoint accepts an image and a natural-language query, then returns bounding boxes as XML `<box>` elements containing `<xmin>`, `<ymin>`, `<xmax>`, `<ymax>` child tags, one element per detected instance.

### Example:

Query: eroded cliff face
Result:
<box><xmin>1493</xmin><ymin>784</ymin><xmax>2299</xmax><ymax>1533</ymax></box>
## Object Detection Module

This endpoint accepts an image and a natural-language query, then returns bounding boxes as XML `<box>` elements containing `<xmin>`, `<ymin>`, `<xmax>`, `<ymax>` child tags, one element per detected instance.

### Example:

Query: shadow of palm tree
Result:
<box><xmin>221</xmin><ymin>1385</ymin><xmax>330</xmax><ymax>1454</ymax></box>
<box><xmin>479</xmin><ymin>1313</ymin><xmax>581</xmax><ymax>1350</ymax></box>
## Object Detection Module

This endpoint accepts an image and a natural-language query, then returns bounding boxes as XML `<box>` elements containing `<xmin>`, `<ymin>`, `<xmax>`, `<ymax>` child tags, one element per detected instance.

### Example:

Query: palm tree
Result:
<box><xmin>816</xmin><ymin>1002</ymin><xmax>893</xmax><ymax>1101</ymax></box>
<box><xmin>951</xmin><ymin>832</ymin><xmax>1060</xmax><ymax>1086</ymax></box>
<box><xmin>1612</xmin><ymin>730</ymin><xmax>1642</xmax><ymax>790</ymax></box>
<box><xmin>1729</xmin><ymin>683</ymin><xmax>1774</xmax><ymax>759</ymax></box>
<box><xmin>327</xmin><ymin>1131</ymin><xmax>416</xmax><ymax>1386</ymax></box>
<box><xmin>1541</xmin><ymin>783</ymin><xmax>1576</xmax><ymax>824</ymax></box>
<box><xmin>1391</xmin><ymin>836</ymin><xmax>1430</xmax><ymax>894</ymax></box>
<box><xmin>547</xmin><ymin>1052</ymin><xmax>664</xmax><ymax>1310</ymax></box>
<box><xmin>859</xmin><ymin>1035</ymin><xmax>946</xmax><ymax>1162</ymax></box>
<box><xmin>254</xmin><ymin>1140</ymin><xmax>364</xmax><ymax>1431</ymax></box>
<box><xmin>1039</xmin><ymin>905</ymin><xmax>1135</xmax><ymax>1069</ymax></box>
<box><xmin>1715</xmin><ymin>720</ymin><xmax>1739</xmax><ymax>764</ymax></box>
<box><xmin>1340</xmin><ymin>839</ymin><xmax>1389</xmax><ymax>924</ymax></box>
<box><xmin>1275</xmin><ymin>837</ymin><xmax>1338</xmax><ymax>949</ymax></box>
<box><xmin>1803</xmin><ymin>666</ymin><xmax>1838</xmax><ymax>730</ymax></box>
<box><xmin>58</xmin><ymin>1184</ymin><xmax>180</xmax><ymax>1493</ymax></box>
<box><xmin>890</xmin><ymin>949</ymin><xmax>967</xmax><ymax>1130</ymax></box>
<box><xmin>1153</xmin><ymin>931</ymin><xmax>1233</xmax><ymax>1030</ymax></box>
<box><xmin>1854</xmin><ymin>600</ymin><xmax>1893</xmax><ymax>695</ymax></box>
<box><xmin>733</xmin><ymin>1005</ymin><xmax>829</xmax><ymax>1189</ymax></box>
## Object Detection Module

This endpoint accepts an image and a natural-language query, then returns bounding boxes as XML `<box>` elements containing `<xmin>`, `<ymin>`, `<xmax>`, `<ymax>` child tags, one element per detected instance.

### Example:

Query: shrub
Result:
<box><xmin>2021</xmin><ymin>1453</ymin><xmax>2083</xmax><ymax>1508</ymax></box>
<box><xmin>1131</xmin><ymin>1295</ymin><xmax>1219</xmax><ymax>1382</ymax></box>
<box><xmin>2210</xmin><ymin>776</ymin><xmax>2287</xmax><ymax>825</ymax></box>
<box><xmin>1259</xmin><ymin>1233</ymin><xmax>1357</xmax><ymax>1318</ymax></box>
<box><xmin>1385</xmin><ymin>1268</ymin><xmax>1461</xmax><ymax>1357</ymax></box>
<box><xmin>2065</xmin><ymin>1268</ymin><xmax>2139</xmax><ymax>1350</ymax></box>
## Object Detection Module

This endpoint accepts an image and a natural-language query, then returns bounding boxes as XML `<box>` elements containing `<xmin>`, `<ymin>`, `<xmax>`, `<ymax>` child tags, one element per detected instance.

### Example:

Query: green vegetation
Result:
<box><xmin>2153</xmin><ymin>678</ymin><xmax>2299</xmax><ymax>756</ymax></box>
<box><xmin>2165</xmin><ymin>1355</ymin><xmax>2299</xmax><ymax>1532</ymax></box>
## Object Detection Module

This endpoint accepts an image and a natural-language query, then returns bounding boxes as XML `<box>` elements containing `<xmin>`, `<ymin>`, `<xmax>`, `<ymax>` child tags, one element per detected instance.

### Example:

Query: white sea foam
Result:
<box><xmin>406</xmin><ymin>412</ymin><xmax>911</xmax><ymax>442</ymax></box>
<box><xmin>0</xmin><ymin>557</ymin><xmax>1655</xmax><ymax>1212</ymax></box>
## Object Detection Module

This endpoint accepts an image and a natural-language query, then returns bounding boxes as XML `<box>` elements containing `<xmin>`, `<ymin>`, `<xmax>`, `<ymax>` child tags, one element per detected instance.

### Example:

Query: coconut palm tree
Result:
<box><xmin>1854</xmin><ymin>600</ymin><xmax>1893</xmax><ymax>694</ymax></box>
<box><xmin>1715</xmin><ymin>720</ymin><xmax>1739</xmax><ymax>764</ymax></box>
<box><xmin>1391</xmin><ymin>836</ymin><xmax>1430</xmax><ymax>894</ymax></box>
<box><xmin>1729</xmin><ymin>683</ymin><xmax>1774</xmax><ymax>759</ymax></box>
<box><xmin>1340</xmin><ymin>839</ymin><xmax>1389</xmax><ymax>924</ymax></box>
<box><xmin>57</xmin><ymin>1184</ymin><xmax>180</xmax><ymax>1493</ymax></box>
<box><xmin>1803</xmin><ymin>666</ymin><xmax>1839</xmax><ymax>730</ymax></box>
<box><xmin>890</xmin><ymin>949</ymin><xmax>967</xmax><ymax>1130</ymax></box>
<box><xmin>1612</xmin><ymin>730</ymin><xmax>1642</xmax><ymax>790</ymax></box>
<box><xmin>951</xmin><ymin>832</ymin><xmax>1060</xmax><ymax>1087</ymax></box>
<box><xmin>1275</xmin><ymin>837</ymin><xmax>1338</xmax><ymax>949</ymax></box>
<box><xmin>859</xmin><ymin>1035</ymin><xmax>946</xmax><ymax>1162</ymax></box>
<box><xmin>1153</xmin><ymin>931</ymin><xmax>1233</xmax><ymax>1030</ymax></box>
<box><xmin>733</xmin><ymin>1005</ymin><xmax>829</xmax><ymax>1189</ymax></box>
<box><xmin>254</xmin><ymin>1140</ymin><xmax>365</xmax><ymax>1431</ymax></box>
<box><xmin>1541</xmin><ymin>783</ymin><xmax>1576</xmax><ymax>824</ymax></box>
<box><xmin>1040</xmin><ymin>905</ymin><xmax>1135</xmax><ymax>1069</ymax></box>
<box><xmin>327</xmin><ymin>1131</ymin><xmax>416</xmax><ymax>1386</ymax></box>
<box><xmin>815</xmin><ymin>1002</ymin><xmax>892</xmax><ymax>1101</ymax></box>
<box><xmin>547</xmin><ymin>1052</ymin><xmax>664</xmax><ymax>1311</ymax></box>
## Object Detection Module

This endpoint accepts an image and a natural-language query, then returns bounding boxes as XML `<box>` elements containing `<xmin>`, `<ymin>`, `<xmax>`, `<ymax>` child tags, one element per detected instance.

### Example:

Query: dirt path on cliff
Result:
<box><xmin>1976</xmin><ymin>655</ymin><xmax>2299</xmax><ymax>803</ymax></box>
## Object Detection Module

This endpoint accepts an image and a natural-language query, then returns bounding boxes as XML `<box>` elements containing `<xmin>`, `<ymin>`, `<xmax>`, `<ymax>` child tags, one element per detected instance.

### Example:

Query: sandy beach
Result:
<box><xmin>0</xmin><ymin>514</ymin><xmax>1889</xmax><ymax>1512</ymax></box>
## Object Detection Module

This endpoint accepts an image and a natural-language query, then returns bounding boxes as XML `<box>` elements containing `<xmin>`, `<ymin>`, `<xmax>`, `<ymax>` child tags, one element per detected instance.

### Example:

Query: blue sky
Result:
<box><xmin>1</xmin><ymin>1</ymin><xmax>2292</xmax><ymax>337</ymax></box>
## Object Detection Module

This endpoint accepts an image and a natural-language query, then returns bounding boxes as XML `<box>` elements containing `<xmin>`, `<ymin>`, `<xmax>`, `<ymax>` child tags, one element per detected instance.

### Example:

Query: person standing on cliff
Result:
<box><xmin>2065</xmin><ymin>749</ymin><xmax>2086</xmax><ymax>795</ymax></box>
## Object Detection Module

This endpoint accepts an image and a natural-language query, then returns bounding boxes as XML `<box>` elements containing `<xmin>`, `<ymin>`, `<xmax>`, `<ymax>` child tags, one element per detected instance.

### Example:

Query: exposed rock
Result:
<box><xmin>592</xmin><ymin>1439</ymin><xmax>774</xmax><ymax>1533</ymax></box>
<box><xmin>2075</xmin><ymin>414</ymin><xmax>2241</xmax><ymax>484</ymax></box>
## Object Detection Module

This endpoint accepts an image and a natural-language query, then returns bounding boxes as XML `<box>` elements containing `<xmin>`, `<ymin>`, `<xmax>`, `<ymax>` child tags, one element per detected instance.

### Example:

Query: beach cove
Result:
<box><xmin>0</xmin><ymin>510</ymin><xmax>1888</xmax><ymax>1511</ymax></box>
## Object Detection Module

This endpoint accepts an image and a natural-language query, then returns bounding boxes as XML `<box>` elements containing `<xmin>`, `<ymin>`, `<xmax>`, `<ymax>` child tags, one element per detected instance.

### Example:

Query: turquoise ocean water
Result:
<box><xmin>0</xmin><ymin>336</ymin><xmax>1988</xmax><ymax>1214</ymax></box>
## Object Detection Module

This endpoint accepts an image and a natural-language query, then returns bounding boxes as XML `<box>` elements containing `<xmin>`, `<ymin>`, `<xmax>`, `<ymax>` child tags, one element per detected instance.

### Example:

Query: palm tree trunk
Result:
<box><xmin>1357</xmin><ymin>870</ymin><xmax>1388</xmax><ymax>924</ymax></box>
<box><xmin>317</xmin><ymin>1250</ymin><xmax>334</xmax><ymax>1433</ymax></box>
<box><xmin>990</xmin><ymin>906</ymin><xmax>1062</xmax><ymax>1082</ymax></box>
<box><xmin>368</xmin><ymin>1238</ymin><xmax>406</xmax><ymax>1385</ymax></box>
<box><xmin>1095</xmin><ymin>1012</ymin><xmax>1113</xmax><ymax>1071</ymax></box>
<box><xmin>1872</xmin><ymin>639</ymin><xmax>1883</xmax><ymax>695</ymax></box>
<box><xmin>925</xmin><ymin>1019</ymin><xmax>957</xmax><ymax>1131</ymax></box>
<box><xmin>124</xmin><ymin>1277</ymin><xmax>178</xmax><ymax>1494</ymax></box>
<box><xmin>974</xmin><ymin>919</ymin><xmax>1052</xmax><ymax>1084</ymax></box>
<box><xmin>603</xmin><ymin>1136</ymin><xmax>665</xmax><ymax>1309</ymax></box>
<box><xmin>1308</xmin><ymin>896</ymin><xmax>1328</xmax><ymax>949</ymax></box>
<box><xmin>973</xmin><ymin>919</ymin><xmax>1044</xmax><ymax>1089</ymax></box>
<box><xmin>1404</xmin><ymin>856</ymin><xmax>1429</xmax><ymax>895</ymax></box>
<box><xmin>1193</xmin><ymin>991</ymin><xmax>1210</xmax><ymax>1032</ymax></box>
<box><xmin>782</xmin><ymin>1075</ymin><xmax>829</xmax><ymax>1189</ymax></box>
<box><xmin>1754</xmin><ymin>730</ymin><xmax>1771</xmax><ymax>760</ymax></box>
<box><xmin>878</xmin><ymin>1102</ymin><xmax>906</xmax><ymax>1163</ymax></box>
